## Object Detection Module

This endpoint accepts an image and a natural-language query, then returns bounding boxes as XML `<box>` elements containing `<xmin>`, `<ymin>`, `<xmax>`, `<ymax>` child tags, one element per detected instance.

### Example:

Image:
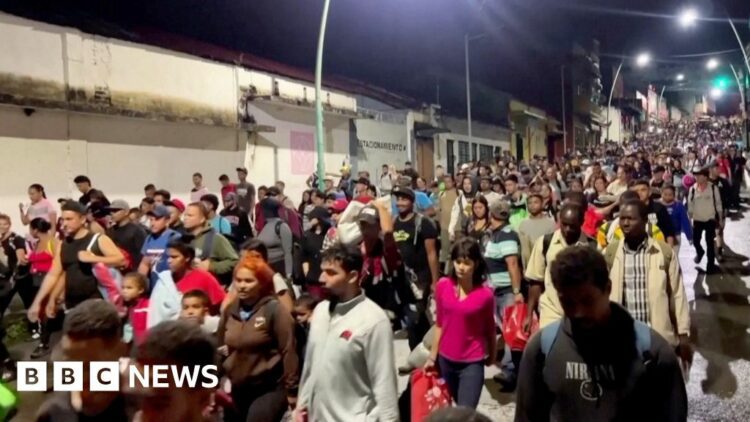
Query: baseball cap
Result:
<box><xmin>236</xmin><ymin>167</ymin><xmax>248</xmax><ymax>174</ymax></box>
<box><xmin>105</xmin><ymin>199</ymin><xmax>130</xmax><ymax>212</ymax></box>
<box><xmin>490</xmin><ymin>201</ymin><xmax>511</xmax><ymax>220</ymax></box>
<box><xmin>357</xmin><ymin>206</ymin><xmax>380</xmax><ymax>225</ymax></box>
<box><xmin>147</xmin><ymin>205</ymin><xmax>171</xmax><ymax>219</ymax></box>
<box><xmin>391</xmin><ymin>186</ymin><xmax>415</xmax><ymax>201</ymax></box>
<box><xmin>330</xmin><ymin>199</ymin><xmax>349</xmax><ymax>213</ymax></box>
<box><xmin>165</xmin><ymin>199</ymin><xmax>186</xmax><ymax>213</ymax></box>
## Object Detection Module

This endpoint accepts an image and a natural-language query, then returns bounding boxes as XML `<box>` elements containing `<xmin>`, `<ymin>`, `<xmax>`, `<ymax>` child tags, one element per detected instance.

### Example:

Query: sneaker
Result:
<box><xmin>0</xmin><ymin>360</ymin><xmax>16</xmax><ymax>383</ymax></box>
<box><xmin>493</xmin><ymin>371</ymin><xmax>517</xmax><ymax>392</ymax></box>
<box><xmin>31</xmin><ymin>344</ymin><xmax>50</xmax><ymax>359</ymax></box>
<box><xmin>30</xmin><ymin>329</ymin><xmax>40</xmax><ymax>340</ymax></box>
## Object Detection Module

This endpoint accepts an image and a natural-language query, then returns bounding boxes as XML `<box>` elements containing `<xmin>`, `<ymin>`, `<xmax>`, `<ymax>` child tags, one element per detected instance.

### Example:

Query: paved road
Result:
<box><xmin>7</xmin><ymin>205</ymin><xmax>750</xmax><ymax>421</ymax></box>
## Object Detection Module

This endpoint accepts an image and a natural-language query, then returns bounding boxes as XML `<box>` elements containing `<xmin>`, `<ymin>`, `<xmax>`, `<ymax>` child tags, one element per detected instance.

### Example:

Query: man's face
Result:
<box><xmin>76</xmin><ymin>182</ymin><xmax>90</xmax><ymax>194</ymax></box>
<box><xmin>661</xmin><ymin>188</ymin><xmax>675</xmax><ymax>204</ymax></box>
<box><xmin>653</xmin><ymin>170</ymin><xmax>664</xmax><ymax>182</ymax></box>
<box><xmin>145</xmin><ymin>188</ymin><xmax>156</xmax><ymax>198</ymax></box>
<box><xmin>182</xmin><ymin>206</ymin><xmax>204</xmax><ymax>230</ymax></box>
<box><xmin>559</xmin><ymin>210</ymin><xmax>583</xmax><ymax>244</ymax></box>
<box><xmin>504</xmin><ymin>180</ymin><xmax>517</xmax><ymax>195</ymax></box>
<box><xmin>275</xmin><ymin>182</ymin><xmax>285</xmax><ymax>194</ymax></box>
<box><xmin>111</xmin><ymin>209</ymin><xmax>129</xmax><ymax>224</ymax></box>
<box><xmin>0</xmin><ymin>219</ymin><xmax>9</xmax><ymax>236</ymax></box>
<box><xmin>325</xmin><ymin>180</ymin><xmax>334</xmax><ymax>190</ymax></box>
<box><xmin>180</xmin><ymin>297</ymin><xmax>208</xmax><ymax>324</ymax></box>
<box><xmin>168</xmin><ymin>207</ymin><xmax>181</xmax><ymax>225</ymax></box>
<box><xmin>527</xmin><ymin>197</ymin><xmax>543</xmax><ymax>215</ymax></box>
<box><xmin>220</xmin><ymin>179</ymin><xmax>230</xmax><ymax>187</ymax></box>
<box><xmin>480</xmin><ymin>180</ymin><xmax>490</xmax><ymax>192</ymax></box>
<box><xmin>141</xmin><ymin>201</ymin><xmax>155</xmax><ymax>214</ymax></box>
<box><xmin>153</xmin><ymin>195</ymin><xmax>165</xmax><ymax>206</ymax></box>
<box><xmin>149</xmin><ymin>216</ymin><xmax>168</xmax><ymax>233</ymax></box>
<box><xmin>355</xmin><ymin>183</ymin><xmax>367</xmax><ymax>197</ymax></box>
<box><xmin>192</xmin><ymin>175</ymin><xmax>202</xmax><ymax>186</ymax></box>
<box><xmin>435</xmin><ymin>167</ymin><xmax>444</xmax><ymax>177</ymax></box>
<box><xmin>319</xmin><ymin>259</ymin><xmax>356</xmax><ymax>298</ymax></box>
<box><xmin>696</xmin><ymin>173</ymin><xmax>708</xmax><ymax>184</ymax></box>
<box><xmin>443</xmin><ymin>176</ymin><xmax>454</xmax><ymax>189</ymax></box>
<box><xmin>60</xmin><ymin>335</ymin><xmax>125</xmax><ymax>416</ymax></box>
<box><xmin>558</xmin><ymin>281</ymin><xmax>612</xmax><ymax>332</ymax></box>
<box><xmin>631</xmin><ymin>184</ymin><xmax>650</xmax><ymax>203</ymax></box>
<box><xmin>479</xmin><ymin>167</ymin><xmax>487</xmax><ymax>176</ymax></box>
<box><xmin>237</xmin><ymin>171</ymin><xmax>247</xmax><ymax>181</ymax></box>
<box><xmin>61</xmin><ymin>211</ymin><xmax>86</xmax><ymax>236</ymax></box>
<box><xmin>619</xmin><ymin>204</ymin><xmax>646</xmax><ymax>239</ymax></box>
<box><xmin>312</xmin><ymin>195</ymin><xmax>324</xmax><ymax>206</ymax></box>
<box><xmin>395</xmin><ymin>195</ymin><xmax>413</xmax><ymax>214</ymax></box>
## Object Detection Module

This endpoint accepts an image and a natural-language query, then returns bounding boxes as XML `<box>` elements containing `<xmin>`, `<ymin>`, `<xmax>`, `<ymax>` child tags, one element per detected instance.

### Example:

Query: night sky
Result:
<box><xmin>5</xmin><ymin>0</ymin><xmax>750</xmax><ymax>120</ymax></box>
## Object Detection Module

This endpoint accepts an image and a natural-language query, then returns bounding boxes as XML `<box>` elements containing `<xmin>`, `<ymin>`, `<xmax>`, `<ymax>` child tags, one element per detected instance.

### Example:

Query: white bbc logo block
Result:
<box><xmin>90</xmin><ymin>361</ymin><xmax>120</xmax><ymax>392</ymax></box>
<box><xmin>53</xmin><ymin>362</ymin><xmax>83</xmax><ymax>392</ymax></box>
<box><xmin>17</xmin><ymin>362</ymin><xmax>47</xmax><ymax>391</ymax></box>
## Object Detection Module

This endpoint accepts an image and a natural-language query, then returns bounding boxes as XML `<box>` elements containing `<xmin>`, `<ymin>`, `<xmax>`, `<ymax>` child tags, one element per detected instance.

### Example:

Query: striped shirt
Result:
<box><xmin>622</xmin><ymin>239</ymin><xmax>650</xmax><ymax>324</ymax></box>
<box><xmin>484</xmin><ymin>224</ymin><xmax>520</xmax><ymax>288</ymax></box>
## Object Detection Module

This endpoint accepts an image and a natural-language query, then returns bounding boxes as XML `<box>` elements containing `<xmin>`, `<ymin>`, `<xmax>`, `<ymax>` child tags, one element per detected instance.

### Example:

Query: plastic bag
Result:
<box><xmin>411</xmin><ymin>369</ymin><xmax>451</xmax><ymax>422</ymax></box>
<box><xmin>502</xmin><ymin>303</ymin><xmax>539</xmax><ymax>351</ymax></box>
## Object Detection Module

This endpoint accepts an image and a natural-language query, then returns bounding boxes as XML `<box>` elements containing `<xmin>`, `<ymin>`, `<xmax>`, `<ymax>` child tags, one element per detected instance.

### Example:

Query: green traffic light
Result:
<box><xmin>714</xmin><ymin>75</ymin><xmax>732</xmax><ymax>89</ymax></box>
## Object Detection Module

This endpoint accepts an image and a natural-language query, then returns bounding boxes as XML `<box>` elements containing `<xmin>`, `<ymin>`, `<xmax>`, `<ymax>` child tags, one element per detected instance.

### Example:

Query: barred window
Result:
<box><xmin>458</xmin><ymin>141</ymin><xmax>470</xmax><ymax>165</ymax></box>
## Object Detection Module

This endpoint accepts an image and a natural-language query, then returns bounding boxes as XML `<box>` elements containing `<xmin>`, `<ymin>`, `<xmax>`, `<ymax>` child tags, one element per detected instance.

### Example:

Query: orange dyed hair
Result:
<box><xmin>233</xmin><ymin>255</ymin><xmax>275</xmax><ymax>297</ymax></box>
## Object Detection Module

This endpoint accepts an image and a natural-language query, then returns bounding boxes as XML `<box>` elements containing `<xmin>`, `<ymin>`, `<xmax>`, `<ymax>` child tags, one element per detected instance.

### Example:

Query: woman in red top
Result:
<box><xmin>166</xmin><ymin>241</ymin><xmax>226</xmax><ymax>313</ymax></box>
<box><xmin>27</xmin><ymin>218</ymin><xmax>58</xmax><ymax>358</ymax></box>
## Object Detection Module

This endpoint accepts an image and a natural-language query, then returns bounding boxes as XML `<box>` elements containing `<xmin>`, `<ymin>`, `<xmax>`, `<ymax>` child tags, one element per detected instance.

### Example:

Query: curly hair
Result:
<box><xmin>233</xmin><ymin>255</ymin><xmax>276</xmax><ymax>297</ymax></box>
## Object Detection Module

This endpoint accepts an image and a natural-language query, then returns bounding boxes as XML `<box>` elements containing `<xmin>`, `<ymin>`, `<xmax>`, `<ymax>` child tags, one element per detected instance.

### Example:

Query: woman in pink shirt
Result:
<box><xmin>19</xmin><ymin>184</ymin><xmax>56</xmax><ymax>226</ymax></box>
<box><xmin>426</xmin><ymin>238</ymin><xmax>495</xmax><ymax>409</ymax></box>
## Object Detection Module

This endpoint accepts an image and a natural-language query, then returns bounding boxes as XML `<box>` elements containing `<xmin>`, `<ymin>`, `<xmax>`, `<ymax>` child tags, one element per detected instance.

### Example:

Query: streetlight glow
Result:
<box><xmin>679</xmin><ymin>8</ymin><xmax>698</xmax><ymax>28</ymax></box>
<box><xmin>706</xmin><ymin>58</ymin><xmax>719</xmax><ymax>70</ymax></box>
<box><xmin>676</xmin><ymin>73</ymin><xmax>685</xmax><ymax>81</ymax></box>
<box><xmin>710</xmin><ymin>88</ymin><xmax>723</xmax><ymax>99</ymax></box>
<box><xmin>635</xmin><ymin>53</ymin><xmax>651</xmax><ymax>68</ymax></box>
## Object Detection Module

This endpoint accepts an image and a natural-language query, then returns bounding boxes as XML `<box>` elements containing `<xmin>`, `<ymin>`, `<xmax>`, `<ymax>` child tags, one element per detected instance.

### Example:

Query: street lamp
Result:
<box><xmin>676</xmin><ymin>73</ymin><xmax>685</xmax><ymax>81</ymax></box>
<box><xmin>710</xmin><ymin>88</ymin><xmax>723</xmax><ymax>99</ymax></box>
<box><xmin>313</xmin><ymin>0</ymin><xmax>332</xmax><ymax>189</ymax></box>
<box><xmin>678</xmin><ymin>8</ymin><xmax>698</xmax><ymax>28</ymax></box>
<box><xmin>706</xmin><ymin>58</ymin><xmax>719</xmax><ymax>70</ymax></box>
<box><xmin>606</xmin><ymin>52</ymin><xmax>650</xmax><ymax>143</ymax></box>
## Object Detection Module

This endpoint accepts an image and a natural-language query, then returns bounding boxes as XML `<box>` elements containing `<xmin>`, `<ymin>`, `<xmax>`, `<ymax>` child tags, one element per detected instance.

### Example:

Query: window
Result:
<box><xmin>447</xmin><ymin>139</ymin><xmax>455</xmax><ymax>174</ymax></box>
<box><xmin>471</xmin><ymin>143</ymin><xmax>478</xmax><ymax>162</ymax></box>
<box><xmin>479</xmin><ymin>144</ymin><xmax>494</xmax><ymax>162</ymax></box>
<box><xmin>458</xmin><ymin>141</ymin><xmax>470</xmax><ymax>165</ymax></box>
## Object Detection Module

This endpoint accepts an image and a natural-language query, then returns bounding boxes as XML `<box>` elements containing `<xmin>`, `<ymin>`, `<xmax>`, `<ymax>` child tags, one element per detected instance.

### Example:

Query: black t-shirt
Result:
<box><xmin>61</xmin><ymin>232</ymin><xmax>103</xmax><ymax>308</ymax></box>
<box><xmin>0</xmin><ymin>232</ymin><xmax>26</xmax><ymax>278</ymax></box>
<box><xmin>393</xmin><ymin>214</ymin><xmax>438</xmax><ymax>282</ymax></box>
<box><xmin>107</xmin><ymin>223</ymin><xmax>147</xmax><ymax>269</ymax></box>
<box><xmin>300</xmin><ymin>229</ymin><xmax>326</xmax><ymax>285</ymax></box>
<box><xmin>79</xmin><ymin>189</ymin><xmax>109</xmax><ymax>207</ymax></box>
<box><xmin>36</xmin><ymin>392</ymin><xmax>132</xmax><ymax>422</ymax></box>
<box><xmin>646</xmin><ymin>200</ymin><xmax>675</xmax><ymax>239</ymax></box>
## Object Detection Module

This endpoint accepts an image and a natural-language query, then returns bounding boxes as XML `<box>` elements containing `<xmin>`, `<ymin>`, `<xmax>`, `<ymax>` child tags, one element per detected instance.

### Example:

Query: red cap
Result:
<box><xmin>354</xmin><ymin>195</ymin><xmax>373</xmax><ymax>205</ymax></box>
<box><xmin>330</xmin><ymin>199</ymin><xmax>349</xmax><ymax>213</ymax></box>
<box><xmin>170</xmin><ymin>199</ymin><xmax>186</xmax><ymax>213</ymax></box>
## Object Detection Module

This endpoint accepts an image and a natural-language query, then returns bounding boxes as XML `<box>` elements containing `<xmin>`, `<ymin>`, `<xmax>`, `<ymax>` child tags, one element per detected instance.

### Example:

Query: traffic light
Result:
<box><xmin>713</xmin><ymin>75</ymin><xmax>732</xmax><ymax>89</ymax></box>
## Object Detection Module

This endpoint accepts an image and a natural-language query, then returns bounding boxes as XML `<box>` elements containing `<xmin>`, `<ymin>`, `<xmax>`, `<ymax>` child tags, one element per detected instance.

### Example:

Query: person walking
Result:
<box><xmin>19</xmin><ymin>184</ymin><xmax>56</xmax><ymax>226</ymax></box>
<box><xmin>687</xmin><ymin>167</ymin><xmax>723</xmax><ymax>272</ymax></box>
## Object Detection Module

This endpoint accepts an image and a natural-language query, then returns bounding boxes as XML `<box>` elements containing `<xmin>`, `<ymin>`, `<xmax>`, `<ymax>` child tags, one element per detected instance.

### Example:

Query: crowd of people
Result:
<box><xmin>0</xmin><ymin>116</ymin><xmax>746</xmax><ymax>421</ymax></box>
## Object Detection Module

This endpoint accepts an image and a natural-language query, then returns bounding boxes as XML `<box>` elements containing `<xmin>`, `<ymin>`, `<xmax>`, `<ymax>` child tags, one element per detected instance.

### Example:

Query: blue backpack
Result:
<box><xmin>541</xmin><ymin>319</ymin><xmax>652</xmax><ymax>362</ymax></box>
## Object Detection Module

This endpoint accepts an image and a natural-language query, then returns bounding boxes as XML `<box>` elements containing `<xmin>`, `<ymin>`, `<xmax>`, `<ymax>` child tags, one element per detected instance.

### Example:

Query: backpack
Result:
<box><xmin>86</xmin><ymin>234</ymin><xmax>126</xmax><ymax>315</ymax></box>
<box><xmin>540</xmin><ymin>318</ymin><xmax>652</xmax><ymax>365</ymax></box>
<box><xmin>541</xmin><ymin>232</ymin><xmax>598</xmax><ymax>266</ymax></box>
<box><xmin>278</xmin><ymin>207</ymin><xmax>303</xmax><ymax>241</ymax></box>
<box><xmin>393</xmin><ymin>214</ymin><xmax>429</xmax><ymax>302</ymax></box>
<box><xmin>689</xmin><ymin>183</ymin><xmax>720</xmax><ymax>220</ymax></box>
<box><xmin>273</xmin><ymin>220</ymin><xmax>304</xmax><ymax>284</ymax></box>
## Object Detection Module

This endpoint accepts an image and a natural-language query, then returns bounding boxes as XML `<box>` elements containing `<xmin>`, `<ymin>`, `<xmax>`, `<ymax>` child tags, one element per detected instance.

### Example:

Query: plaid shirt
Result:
<box><xmin>622</xmin><ymin>238</ymin><xmax>650</xmax><ymax>324</ymax></box>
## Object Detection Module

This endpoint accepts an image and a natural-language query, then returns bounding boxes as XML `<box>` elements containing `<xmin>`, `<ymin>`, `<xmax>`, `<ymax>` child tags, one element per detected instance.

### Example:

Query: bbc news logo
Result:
<box><xmin>17</xmin><ymin>362</ymin><xmax>220</xmax><ymax>392</ymax></box>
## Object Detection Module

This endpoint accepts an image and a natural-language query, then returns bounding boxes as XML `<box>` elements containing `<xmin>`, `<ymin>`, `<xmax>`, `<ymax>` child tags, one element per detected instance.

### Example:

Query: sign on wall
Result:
<box><xmin>290</xmin><ymin>131</ymin><xmax>314</xmax><ymax>175</ymax></box>
<box><xmin>355</xmin><ymin>119</ymin><xmax>408</xmax><ymax>179</ymax></box>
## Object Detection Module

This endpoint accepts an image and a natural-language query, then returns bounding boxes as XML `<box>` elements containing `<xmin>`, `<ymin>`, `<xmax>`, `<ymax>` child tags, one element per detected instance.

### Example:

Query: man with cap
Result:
<box><xmin>29</xmin><ymin>201</ymin><xmax>126</xmax><ymax>322</ymax></box>
<box><xmin>484</xmin><ymin>200</ymin><xmax>523</xmax><ymax>390</ymax></box>
<box><xmin>650</xmin><ymin>165</ymin><xmax>667</xmax><ymax>200</ymax></box>
<box><xmin>688</xmin><ymin>166</ymin><xmax>723</xmax><ymax>272</ymax></box>
<box><xmin>321</xmin><ymin>198</ymin><xmax>349</xmax><ymax>251</ymax></box>
<box><xmin>165</xmin><ymin>199</ymin><xmax>187</xmax><ymax>236</ymax></box>
<box><xmin>392</xmin><ymin>185</ymin><xmax>438</xmax><ymax>349</ymax></box>
<box><xmin>219</xmin><ymin>192</ymin><xmax>252</xmax><ymax>246</ymax></box>
<box><xmin>235</xmin><ymin>166</ymin><xmax>256</xmax><ymax>217</ymax></box>
<box><xmin>105</xmin><ymin>199</ymin><xmax>147</xmax><ymax>271</ymax></box>
<box><xmin>218</xmin><ymin>174</ymin><xmax>236</xmax><ymax>207</ymax></box>
<box><xmin>353</xmin><ymin>176</ymin><xmax>370</xmax><ymax>199</ymax></box>
<box><xmin>137</xmin><ymin>204</ymin><xmax>181</xmax><ymax>288</ymax></box>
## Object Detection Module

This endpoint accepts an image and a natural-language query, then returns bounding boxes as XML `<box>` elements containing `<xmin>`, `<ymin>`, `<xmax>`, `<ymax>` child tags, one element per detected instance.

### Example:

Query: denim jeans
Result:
<box><xmin>494</xmin><ymin>286</ymin><xmax>517</xmax><ymax>380</ymax></box>
<box><xmin>438</xmin><ymin>355</ymin><xmax>485</xmax><ymax>409</ymax></box>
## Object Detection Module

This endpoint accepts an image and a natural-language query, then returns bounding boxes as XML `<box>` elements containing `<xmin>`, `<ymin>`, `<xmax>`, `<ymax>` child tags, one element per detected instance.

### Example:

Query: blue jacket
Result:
<box><xmin>663</xmin><ymin>201</ymin><xmax>693</xmax><ymax>240</ymax></box>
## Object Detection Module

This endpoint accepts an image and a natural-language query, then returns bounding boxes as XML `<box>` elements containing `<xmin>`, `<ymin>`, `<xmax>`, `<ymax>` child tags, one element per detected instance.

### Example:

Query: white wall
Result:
<box><xmin>604</xmin><ymin>106</ymin><xmax>625</xmax><ymax>143</ymax></box>
<box><xmin>354</xmin><ymin>119</ymin><xmax>408</xmax><ymax>181</ymax></box>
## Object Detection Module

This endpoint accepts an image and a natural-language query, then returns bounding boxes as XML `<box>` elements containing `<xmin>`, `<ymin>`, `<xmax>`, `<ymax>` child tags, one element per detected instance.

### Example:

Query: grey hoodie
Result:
<box><xmin>515</xmin><ymin>303</ymin><xmax>687</xmax><ymax>422</ymax></box>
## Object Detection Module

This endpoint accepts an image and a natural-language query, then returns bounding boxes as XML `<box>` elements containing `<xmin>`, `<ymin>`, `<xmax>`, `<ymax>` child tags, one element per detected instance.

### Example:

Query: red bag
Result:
<box><xmin>411</xmin><ymin>369</ymin><xmax>451</xmax><ymax>422</ymax></box>
<box><xmin>502</xmin><ymin>303</ymin><xmax>539</xmax><ymax>351</ymax></box>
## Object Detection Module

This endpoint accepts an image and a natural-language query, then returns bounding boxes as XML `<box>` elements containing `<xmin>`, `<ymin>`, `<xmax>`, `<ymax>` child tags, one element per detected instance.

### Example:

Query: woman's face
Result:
<box><xmin>28</xmin><ymin>188</ymin><xmax>42</xmax><ymax>203</ymax></box>
<box><xmin>416</xmin><ymin>178</ymin><xmax>427</xmax><ymax>190</ymax></box>
<box><xmin>167</xmin><ymin>248</ymin><xmax>191</xmax><ymax>273</ymax></box>
<box><xmin>234</xmin><ymin>268</ymin><xmax>262</xmax><ymax>301</ymax></box>
<box><xmin>302</xmin><ymin>192</ymin><xmax>310</xmax><ymax>202</ymax></box>
<box><xmin>462</xmin><ymin>178</ymin><xmax>472</xmax><ymax>193</ymax></box>
<box><xmin>473</xmin><ymin>202</ymin><xmax>487</xmax><ymax>219</ymax></box>
<box><xmin>541</xmin><ymin>185</ymin><xmax>552</xmax><ymax>199</ymax></box>
<box><xmin>594</xmin><ymin>178</ymin><xmax>606</xmax><ymax>192</ymax></box>
<box><xmin>453</xmin><ymin>257</ymin><xmax>476</xmax><ymax>281</ymax></box>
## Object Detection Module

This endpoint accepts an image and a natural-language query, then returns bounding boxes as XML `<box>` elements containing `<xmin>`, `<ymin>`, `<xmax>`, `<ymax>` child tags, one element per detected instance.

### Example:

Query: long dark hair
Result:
<box><xmin>449</xmin><ymin>238</ymin><xmax>487</xmax><ymax>287</ymax></box>
<box><xmin>29</xmin><ymin>183</ymin><xmax>46</xmax><ymax>199</ymax></box>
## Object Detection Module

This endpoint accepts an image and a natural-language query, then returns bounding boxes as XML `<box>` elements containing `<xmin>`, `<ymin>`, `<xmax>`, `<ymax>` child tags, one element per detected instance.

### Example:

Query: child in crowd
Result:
<box><xmin>180</xmin><ymin>289</ymin><xmax>220</xmax><ymax>335</ymax></box>
<box><xmin>660</xmin><ymin>185</ymin><xmax>692</xmax><ymax>251</ymax></box>
<box><xmin>293</xmin><ymin>293</ymin><xmax>318</xmax><ymax>369</ymax></box>
<box><xmin>121</xmin><ymin>272</ymin><xmax>149</xmax><ymax>346</ymax></box>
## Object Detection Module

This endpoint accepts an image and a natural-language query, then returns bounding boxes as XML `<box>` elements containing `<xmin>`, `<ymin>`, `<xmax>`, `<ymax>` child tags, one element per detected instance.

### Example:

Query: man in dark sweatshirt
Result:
<box><xmin>515</xmin><ymin>246</ymin><xmax>687</xmax><ymax>422</ymax></box>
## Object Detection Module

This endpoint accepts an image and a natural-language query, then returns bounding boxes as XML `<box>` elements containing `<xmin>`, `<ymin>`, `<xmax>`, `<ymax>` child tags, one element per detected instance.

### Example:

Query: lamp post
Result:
<box><xmin>465</xmin><ymin>33</ymin><xmax>486</xmax><ymax>145</ymax></box>
<box><xmin>606</xmin><ymin>53</ymin><xmax>650</xmax><ymax>144</ymax></box>
<box><xmin>314</xmin><ymin>0</ymin><xmax>332</xmax><ymax>190</ymax></box>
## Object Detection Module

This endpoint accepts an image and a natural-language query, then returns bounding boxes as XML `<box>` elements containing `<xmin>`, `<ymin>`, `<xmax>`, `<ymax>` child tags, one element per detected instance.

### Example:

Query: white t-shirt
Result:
<box><xmin>27</xmin><ymin>198</ymin><xmax>55</xmax><ymax>222</ymax></box>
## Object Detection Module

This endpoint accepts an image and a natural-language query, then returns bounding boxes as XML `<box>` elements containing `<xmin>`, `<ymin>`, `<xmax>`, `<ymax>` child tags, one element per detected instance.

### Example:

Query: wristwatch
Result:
<box><xmin>512</xmin><ymin>287</ymin><xmax>521</xmax><ymax>295</ymax></box>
